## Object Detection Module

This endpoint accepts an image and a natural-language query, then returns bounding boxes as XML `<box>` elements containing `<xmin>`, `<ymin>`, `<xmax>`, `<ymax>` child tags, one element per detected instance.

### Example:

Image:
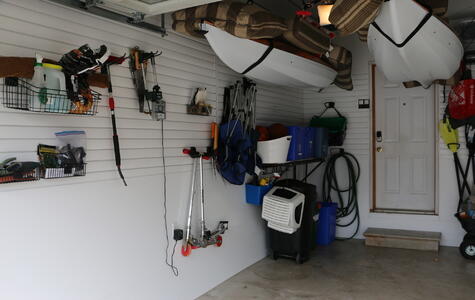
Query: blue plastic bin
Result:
<box><xmin>316</xmin><ymin>202</ymin><xmax>338</xmax><ymax>245</ymax></box>
<box><xmin>304</xmin><ymin>127</ymin><xmax>316</xmax><ymax>159</ymax></box>
<box><xmin>287</xmin><ymin>126</ymin><xmax>305</xmax><ymax>161</ymax></box>
<box><xmin>245</xmin><ymin>184</ymin><xmax>273</xmax><ymax>206</ymax></box>
<box><xmin>314</xmin><ymin>127</ymin><xmax>329</xmax><ymax>159</ymax></box>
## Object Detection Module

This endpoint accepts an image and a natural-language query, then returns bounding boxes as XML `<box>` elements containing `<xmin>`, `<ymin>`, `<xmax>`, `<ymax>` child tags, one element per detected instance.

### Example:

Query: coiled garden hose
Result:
<box><xmin>322</xmin><ymin>150</ymin><xmax>360</xmax><ymax>240</ymax></box>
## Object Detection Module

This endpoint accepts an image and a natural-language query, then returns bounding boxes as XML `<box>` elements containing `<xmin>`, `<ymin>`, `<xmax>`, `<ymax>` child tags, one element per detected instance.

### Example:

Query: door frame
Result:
<box><xmin>369</xmin><ymin>63</ymin><xmax>440</xmax><ymax>215</ymax></box>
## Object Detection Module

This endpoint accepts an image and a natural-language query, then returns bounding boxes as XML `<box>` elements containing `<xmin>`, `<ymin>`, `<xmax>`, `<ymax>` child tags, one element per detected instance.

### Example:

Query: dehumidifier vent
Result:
<box><xmin>262</xmin><ymin>187</ymin><xmax>305</xmax><ymax>234</ymax></box>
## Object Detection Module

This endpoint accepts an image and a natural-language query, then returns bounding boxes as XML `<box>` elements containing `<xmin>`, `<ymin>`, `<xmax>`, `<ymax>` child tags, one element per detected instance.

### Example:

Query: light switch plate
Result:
<box><xmin>358</xmin><ymin>99</ymin><xmax>370</xmax><ymax>109</ymax></box>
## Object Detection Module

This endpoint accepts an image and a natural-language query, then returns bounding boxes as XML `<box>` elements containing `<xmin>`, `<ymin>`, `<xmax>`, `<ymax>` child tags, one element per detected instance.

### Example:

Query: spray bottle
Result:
<box><xmin>30</xmin><ymin>53</ymin><xmax>47</xmax><ymax>109</ymax></box>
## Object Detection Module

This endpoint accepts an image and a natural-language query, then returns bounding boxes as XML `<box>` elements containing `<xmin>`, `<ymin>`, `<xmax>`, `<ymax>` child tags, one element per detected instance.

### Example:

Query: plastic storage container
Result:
<box><xmin>304</xmin><ymin>127</ymin><xmax>316</xmax><ymax>159</ymax></box>
<box><xmin>314</xmin><ymin>127</ymin><xmax>329</xmax><ymax>159</ymax></box>
<box><xmin>316</xmin><ymin>202</ymin><xmax>337</xmax><ymax>245</ymax></box>
<box><xmin>287</xmin><ymin>126</ymin><xmax>305</xmax><ymax>161</ymax></box>
<box><xmin>257</xmin><ymin>136</ymin><xmax>292</xmax><ymax>164</ymax></box>
<box><xmin>246</xmin><ymin>184</ymin><xmax>273</xmax><ymax>205</ymax></box>
<box><xmin>43</xmin><ymin>63</ymin><xmax>68</xmax><ymax>112</ymax></box>
<box><xmin>40</xmin><ymin>131</ymin><xmax>87</xmax><ymax>179</ymax></box>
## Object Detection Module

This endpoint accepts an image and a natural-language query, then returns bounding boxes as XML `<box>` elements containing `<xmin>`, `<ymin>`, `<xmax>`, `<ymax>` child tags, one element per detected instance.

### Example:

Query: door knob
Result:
<box><xmin>376</xmin><ymin>146</ymin><xmax>383</xmax><ymax>153</ymax></box>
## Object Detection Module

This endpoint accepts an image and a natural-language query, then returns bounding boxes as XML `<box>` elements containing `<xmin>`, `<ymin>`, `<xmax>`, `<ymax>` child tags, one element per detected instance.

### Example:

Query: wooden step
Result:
<box><xmin>363</xmin><ymin>228</ymin><xmax>441</xmax><ymax>252</ymax></box>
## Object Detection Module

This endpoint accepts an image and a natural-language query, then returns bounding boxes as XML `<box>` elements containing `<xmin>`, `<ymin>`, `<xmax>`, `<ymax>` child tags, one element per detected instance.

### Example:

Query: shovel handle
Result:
<box><xmin>211</xmin><ymin>122</ymin><xmax>219</xmax><ymax>151</ymax></box>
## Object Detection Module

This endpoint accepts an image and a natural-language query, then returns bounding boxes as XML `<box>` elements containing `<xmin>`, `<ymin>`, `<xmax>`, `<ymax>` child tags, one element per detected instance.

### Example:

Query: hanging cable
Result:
<box><xmin>322</xmin><ymin>150</ymin><xmax>360</xmax><ymax>240</ymax></box>
<box><xmin>161</xmin><ymin>119</ymin><xmax>179</xmax><ymax>277</ymax></box>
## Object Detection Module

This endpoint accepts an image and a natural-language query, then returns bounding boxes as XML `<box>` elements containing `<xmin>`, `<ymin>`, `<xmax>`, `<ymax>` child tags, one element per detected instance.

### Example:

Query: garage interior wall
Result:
<box><xmin>303</xmin><ymin>35</ymin><xmax>465</xmax><ymax>247</ymax></box>
<box><xmin>0</xmin><ymin>1</ymin><xmax>305</xmax><ymax>299</ymax></box>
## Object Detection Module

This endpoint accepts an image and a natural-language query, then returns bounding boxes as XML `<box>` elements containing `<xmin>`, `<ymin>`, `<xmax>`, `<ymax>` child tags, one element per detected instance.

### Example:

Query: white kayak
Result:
<box><xmin>203</xmin><ymin>23</ymin><xmax>337</xmax><ymax>88</ymax></box>
<box><xmin>368</xmin><ymin>0</ymin><xmax>463</xmax><ymax>88</ymax></box>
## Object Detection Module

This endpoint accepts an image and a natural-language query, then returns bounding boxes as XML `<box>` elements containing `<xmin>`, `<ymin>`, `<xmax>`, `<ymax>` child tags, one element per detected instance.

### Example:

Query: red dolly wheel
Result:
<box><xmin>181</xmin><ymin>244</ymin><xmax>192</xmax><ymax>257</ymax></box>
<box><xmin>215</xmin><ymin>235</ymin><xmax>223</xmax><ymax>247</ymax></box>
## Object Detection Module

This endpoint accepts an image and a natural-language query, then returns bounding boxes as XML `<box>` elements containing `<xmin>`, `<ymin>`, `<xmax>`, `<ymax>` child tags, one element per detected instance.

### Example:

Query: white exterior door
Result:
<box><xmin>374</xmin><ymin>66</ymin><xmax>436</xmax><ymax>212</ymax></box>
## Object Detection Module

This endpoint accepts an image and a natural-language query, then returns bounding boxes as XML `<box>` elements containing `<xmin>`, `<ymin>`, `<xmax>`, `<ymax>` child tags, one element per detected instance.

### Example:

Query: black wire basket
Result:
<box><xmin>2</xmin><ymin>77</ymin><xmax>100</xmax><ymax>115</ymax></box>
<box><xmin>41</xmin><ymin>164</ymin><xmax>87</xmax><ymax>179</ymax></box>
<box><xmin>0</xmin><ymin>167</ymin><xmax>40</xmax><ymax>184</ymax></box>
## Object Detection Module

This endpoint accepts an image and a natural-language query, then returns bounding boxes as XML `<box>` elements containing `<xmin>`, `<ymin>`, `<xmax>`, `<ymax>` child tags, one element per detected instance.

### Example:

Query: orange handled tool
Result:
<box><xmin>211</xmin><ymin>122</ymin><xmax>219</xmax><ymax>151</ymax></box>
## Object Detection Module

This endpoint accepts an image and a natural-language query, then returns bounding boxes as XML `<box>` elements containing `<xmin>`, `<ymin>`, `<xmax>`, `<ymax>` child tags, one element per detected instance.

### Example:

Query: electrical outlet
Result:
<box><xmin>173</xmin><ymin>229</ymin><xmax>183</xmax><ymax>241</ymax></box>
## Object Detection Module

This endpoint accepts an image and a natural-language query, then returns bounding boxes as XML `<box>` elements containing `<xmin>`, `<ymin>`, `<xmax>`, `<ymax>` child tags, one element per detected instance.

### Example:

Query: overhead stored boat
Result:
<box><xmin>203</xmin><ymin>23</ymin><xmax>338</xmax><ymax>89</ymax></box>
<box><xmin>367</xmin><ymin>0</ymin><xmax>463</xmax><ymax>87</ymax></box>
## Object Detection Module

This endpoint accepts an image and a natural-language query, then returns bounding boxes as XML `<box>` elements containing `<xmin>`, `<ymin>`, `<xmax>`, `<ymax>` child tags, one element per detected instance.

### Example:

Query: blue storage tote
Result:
<box><xmin>245</xmin><ymin>184</ymin><xmax>273</xmax><ymax>206</ymax></box>
<box><xmin>287</xmin><ymin>126</ymin><xmax>306</xmax><ymax>161</ymax></box>
<box><xmin>314</xmin><ymin>127</ymin><xmax>329</xmax><ymax>159</ymax></box>
<box><xmin>304</xmin><ymin>127</ymin><xmax>316</xmax><ymax>159</ymax></box>
<box><xmin>316</xmin><ymin>202</ymin><xmax>338</xmax><ymax>245</ymax></box>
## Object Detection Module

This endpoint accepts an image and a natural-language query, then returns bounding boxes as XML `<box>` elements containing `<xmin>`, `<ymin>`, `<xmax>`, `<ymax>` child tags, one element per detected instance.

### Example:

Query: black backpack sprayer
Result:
<box><xmin>181</xmin><ymin>147</ymin><xmax>228</xmax><ymax>257</ymax></box>
<box><xmin>441</xmin><ymin>77</ymin><xmax>475</xmax><ymax>259</ymax></box>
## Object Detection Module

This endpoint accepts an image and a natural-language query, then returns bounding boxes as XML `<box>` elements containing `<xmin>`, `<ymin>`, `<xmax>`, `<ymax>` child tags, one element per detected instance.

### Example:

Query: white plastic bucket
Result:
<box><xmin>257</xmin><ymin>136</ymin><xmax>292</xmax><ymax>164</ymax></box>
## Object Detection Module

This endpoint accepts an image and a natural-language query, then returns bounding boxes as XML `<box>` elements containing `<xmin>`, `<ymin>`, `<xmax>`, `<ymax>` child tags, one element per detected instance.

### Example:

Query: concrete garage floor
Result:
<box><xmin>199</xmin><ymin>240</ymin><xmax>475</xmax><ymax>300</ymax></box>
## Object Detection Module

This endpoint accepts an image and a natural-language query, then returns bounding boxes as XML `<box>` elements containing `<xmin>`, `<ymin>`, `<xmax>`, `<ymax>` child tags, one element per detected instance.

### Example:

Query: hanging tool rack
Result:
<box><xmin>129</xmin><ymin>47</ymin><xmax>166</xmax><ymax>121</ymax></box>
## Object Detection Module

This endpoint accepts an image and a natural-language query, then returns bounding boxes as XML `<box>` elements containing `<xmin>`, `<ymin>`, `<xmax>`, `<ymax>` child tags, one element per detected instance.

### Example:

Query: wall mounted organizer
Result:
<box><xmin>2</xmin><ymin>77</ymin><xmax>100</xmax><ymax>115</ymax></box>
<box><xmin>0</xmin><ymin>166</ymin><xmax>40</xmax><ymax>184</ymax></box>
<box><xmin>41</xmin><ymin>164</ymin><xmax>87</xmax><ymax>179</ymax></box>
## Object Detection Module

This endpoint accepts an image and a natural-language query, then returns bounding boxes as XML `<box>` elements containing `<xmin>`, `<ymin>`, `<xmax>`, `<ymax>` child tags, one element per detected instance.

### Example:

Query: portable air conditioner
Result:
<box><xmin>262</xmin><ymin>186</ymin><xmax>305</xmax><ymax>234</ymax></box>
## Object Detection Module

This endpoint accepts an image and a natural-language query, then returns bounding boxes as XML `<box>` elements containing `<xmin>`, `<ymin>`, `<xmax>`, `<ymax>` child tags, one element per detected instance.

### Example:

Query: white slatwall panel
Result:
<box><xmin>0</xmin><ymin>0</ymin><xmax>303</xmax><ymax>188</ymax></box>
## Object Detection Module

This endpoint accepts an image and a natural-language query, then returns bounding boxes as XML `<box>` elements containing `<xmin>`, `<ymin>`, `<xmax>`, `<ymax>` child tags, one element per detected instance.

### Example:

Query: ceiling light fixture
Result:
<box><xmin>315</xmin><ymin>0</ymin><xmax>334</xmax><ymax>26</ymax></box>
<box><xmin>317</xmin><ymin>4</ymin><xmax>333</xmax><ymax>25</ymax></box>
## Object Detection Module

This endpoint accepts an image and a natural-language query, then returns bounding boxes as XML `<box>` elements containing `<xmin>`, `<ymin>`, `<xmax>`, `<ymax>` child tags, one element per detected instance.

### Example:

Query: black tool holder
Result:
<box><xmin>130</xmin><ymin>48</ymin><xmax>165</xmax><ymax>120</ymax></box>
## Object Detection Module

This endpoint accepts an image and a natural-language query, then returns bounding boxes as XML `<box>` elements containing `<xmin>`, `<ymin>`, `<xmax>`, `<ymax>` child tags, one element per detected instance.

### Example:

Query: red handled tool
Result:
<box><xmin>103</xmin><ymin>55</ymin><xmax>128</xmax><ymax>186</ymax></box>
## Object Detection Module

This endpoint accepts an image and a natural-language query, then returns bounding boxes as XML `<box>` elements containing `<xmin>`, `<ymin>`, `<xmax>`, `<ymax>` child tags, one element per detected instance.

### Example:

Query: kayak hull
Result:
<box><xmin>368</xmin><ymin>0</ymin><xmax>463</xmax><ymax>87</ymax></box>
<box><xmin>203</xmin><ymin>24</ymin><xmax>337</xmax><ymax>88</ymax></box>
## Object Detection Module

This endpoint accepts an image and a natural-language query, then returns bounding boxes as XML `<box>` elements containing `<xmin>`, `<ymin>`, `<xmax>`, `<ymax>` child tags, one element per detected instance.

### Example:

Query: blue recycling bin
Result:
<box><xmin>316</xmin><ymin>202</ymin><xmax>338</xmax><ymax>245</ymax></box>
<box><xmin>245</xmin><ymin>184</ymin><xmax>273</xmax><ymax>206</ymax></box>
<box><xmin>314</xmin><ymin>127</ymin><xmax>329</xmax><ymax>159</ymax></box>
<box><xmin>287</xmin><ymin>126</ymin><xmax>305</xmax><ymax>161</ymax></box>
<box><xmin>304</xmin><ymin>127</ymin><xmax>316</xmax><ymax>159</ymax></box>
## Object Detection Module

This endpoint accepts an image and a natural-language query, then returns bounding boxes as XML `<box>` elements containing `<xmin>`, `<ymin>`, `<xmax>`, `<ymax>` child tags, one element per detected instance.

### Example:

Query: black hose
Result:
<box><xmin>322</xmin><ymin>150</ymin><xmax>360</xmax><ymax>240</ymax></box>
